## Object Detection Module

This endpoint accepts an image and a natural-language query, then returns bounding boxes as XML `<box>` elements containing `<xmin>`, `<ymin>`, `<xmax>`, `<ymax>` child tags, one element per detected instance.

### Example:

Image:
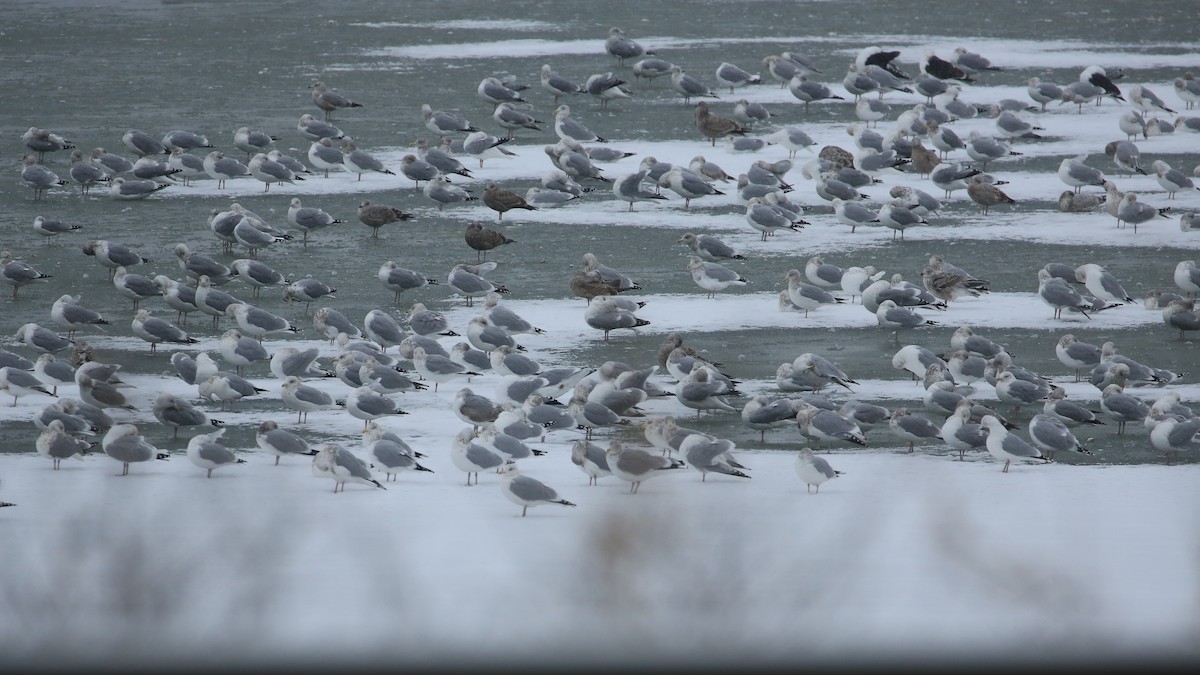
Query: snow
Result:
<box><xmin>5</xmin><ymin>16</ymin><xmax>1200</xmax><ymax>671</ymax></box>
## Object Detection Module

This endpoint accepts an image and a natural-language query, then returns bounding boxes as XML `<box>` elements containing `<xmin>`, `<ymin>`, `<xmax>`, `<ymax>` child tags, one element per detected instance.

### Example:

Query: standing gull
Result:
<box><xmin>102</xmin><ymin>424</ymin><xmax>168</xmax><ymax>476</ymax></box>
<box><xmin>225</xmin><ymin>303</ymin><xmax>300</xmax><ymax>341</ymax></box>
<box><xmin>463</xmin><ymin>130</ymin><xmax>517</xmax><ymax>168</ymax></box>
<box><xmin>233</xmin><ymin>127</ymin><xmax>278</xmax><ymax>159</ymax></box>
<box><xmin>313</xmin><ymin>443</ymin><xmax>384</xmax><ymax>493</ymax></box>
<box><xmin>483</xmin><ymin>181</ymin><xmax>537</xmax><ymax>221</ymax></box>
<box><xmin>153</xmin><ymin>391</ymin><xmax>224</xmax><ymax>439</ymax></box>
<box><xmin>131</xmin><ymin>309</ymin><xmax>197</xmax><ymax>355</ymax></box>
<box><xmin>492</xmin><ymin>102</ymin><xmax>542</xmax><ymax>140</ymax></box>
<box><xmin>400</xmin><ymin>153</ymin><xmax>438</xmax><ymax>187</ymax></box>
<box><xmin>307</xmin><ymin>138</ymin><xmax>344</xmax><ymax>178</ymax></box>
<box><xmin>187</xmin><ymin>428</ymin><xmax>245</xmax><ymax>478</ymax></box>
<box><xmin>21</xmin><ymin>156</ymin><xmax>67</xmax><ymax>201</ymax></box>
<box><xmin>604</xmin><ymin>27</ymin><xmax>652</xmax><ymax>65</ymax></box>
<box><xmin>677</xmin><ymin>232</ymin><xmax>744</xmax><ymax>261</ymax></box>
<box><xmin>358</xmin><ymin>200</ymin><xmax>413</xmax><ymax>239</ymax></box>
<box><xmin>498</xmin><ymin>464</ymin><xmax>576</xmax><ymax>517</ymax></box>
<box><xmin>694</xmin><ymin>101</ymin><xmax>747</xmax><ymax>146</ymax></box>
<box><xmin>715</xmin><ymin>61</ymin><xmax>762</xmax><ymax>93</ymax></box>
<box><xmin>247</xmin><ymin>153</ymin><xmax>302</xmax><ymax>192</ymax></box>
<box><xmin>367</xmin><ymin>434</ymin><xmax>433</xmax><ymax>482</ymax></box>
<box><xmin>584</xmin><ymin>296</ymin><xmax>649</xmax><ymax>342</ymax></box>
<box><xmin>679</xmin><ymin>433</ymin><xmax>749</xmax><ymax>482</ymax></box>
<box><xmin>795</xmin><ymin>448</ymin><xmax>842</xmax><ymax>493</ymax></box>
<box><xmin>1028</xmin><ymin>414</ymin><xmax>1092</xmax><ymax>460</ymax></box>
<box><xmin>612</xmin><ymin>171</ymin><xmax>668</xmax><ymax>211</ymax></box>
<box><xmin>982</xmin><ymin>416</ymin><xmax>1049</xmax><ymax>473</ymax></box>
<box><xmin>424</xmin><ymin>175</ymin><xmax>478</xmax><ymax>211</ymax></box>
<box><xmin>447</xmin><ymin>263</ymin><xmax>508</xmax><ymax>307</ymax></box>
<box><xmin>1038</xmin><ymin>270</ymin><xmax>1094</xmax><ymax>319</ymax></box>
<box><xmin>340</xmin><ymin>138</ymin><xmax>394</xmax><ymax>181</ymax></box>
<box><xmin>311</xmin><ymin>81</ymin><xmax>362</xmax><ymax>120</ymax></box>
<box><xmin>1152</xmin><ymin>160</ymin><xmax>1197</xmax><ymax>198</ymax></box>
<box><xmin>451</xmin><ymin>427</ymin><xmax>505</xmax><ymax>486</ymax></box>
<box><xmin>541</xmin><ymin>65</ymin><xmax>583</xmax><ymax>103</ymax></box>
<box><xmin>1058</xmin><ymin>155</ymin><xmax>1106</xmax><ymax>194</ymax></box>
<box><xmin>202</xmin><ymin>151</ymin><xmax>250</xmax><ymax>189</ymax></box>
<box><xmin>296</xmin><ymin>114</ymin><xmax>344</xmax><ymax>143</ymax></box>
<box><xmin>0</xmin><ymin>367</ymin><xmax>55</xmax><ymax>406</ymax></box>
<box><xmin>289</xmin><ymin>196</ymin><xmax>345</xmax><ymax>243</ymax></box>
<box><xmin>605</xmin><ymin>440</ymin><xmax>684</xmax><ymax>494</ymax></box>
<box><xmin>36</xmin><ymin>419</ymin><xmax>95</xmax><ymax>469</ymax></box>
<box><xmin>421</xmin><ymin>104</ymin><xmax>477</xmax><ymax>136</ymax></box>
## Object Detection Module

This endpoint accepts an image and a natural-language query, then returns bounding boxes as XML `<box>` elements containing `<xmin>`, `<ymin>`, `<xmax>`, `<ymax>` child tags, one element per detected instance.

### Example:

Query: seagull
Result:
<box><xmin>1028</xmin><ymin>414</ymin><xmax>1092</xmax><ymax>460</ymax></box>
<box><xmin>311</xmin><ymin>81</ymin><xmax>362</xmax><ymax>120</ymax></box>
<box><xmin>18</xmin><ymin>155</ymin><xmax>65</xmax><ymax>201</ymax></box>
<box><xmin>202</xmin><ymin>151</ymin><xmax>250</xmax><ymax>188</ymax></box>
<box><xmin>795</xmin><ymin>404</ymin><xmax>866</xmax><ymax>447</ymax></box>
<box><xmin>498</xmin><ymin>464</ymin><xmax>576</xmax><ymax>517</ymax></box>
<box><xmin>153</xmin><ymin>392</ymin><xmax>223</xmax><ymax>440</ymax></box>
<box><xmin>1038</xmin><ymin>270</ymin><xmax>1095</xmax><ymax>319</ymax></box>
<box><xmin>694</xmin><ymin>101</ymin><xmax>747</xmax><ymax>146</ymax></box>
<box><xmin>187</xmin><ymin>428</ymin><xmax>246</xmax><ymax>478</ymax></box>
<box><xmin>131</xmin><ymin>309</ymin><xmax>198</xmax><ymax>355</ymax></box>
<box><xmin>358</xmin><ymin>200</ymin><xmax>413</xmax><ymax>240</ymax></box>
<box><xmin>313</xmin><ymin>443</ymin><xmax>384</xmax><ymax>492</ymax></box>
<box><xmin>540</xmin><ymin>65</ymin><xmax>583</xmax><ymax>103</ymax></box>
<box><xmin>0</xmin><ymin>366</ymin><xmax>55</xmax><ymax>406</ymax></box>
<box><xmin>1100</xmin><ymin>384</ymin><xmax>1150</xmax><ymax>435</ymax></box>
<box><xmin>288</xmin><ymin>196</ymin><xmax>345</xmax><ymax>243</ymax></box>
<box><xmin>605</xmin><ymin>440</ymin><xmax>684</xmax><ymax>494</ymax></box>
<box><xmin>447</xmin><ymin>263</ymin><xmax>508</xmax><ymax>307</ymax></box>
<box><xmin>939</xmin><ymin>401</ymin><xmax>989</xmax><ymax>461</ymax></box>
<box><xmin>1151</xmin><ymin>159</ymin><xmax>1197</xmax><ymax>198</ymax></box>
<box><xmin>450</xmin><ymin>427</ymin><xmax>506</xmax><ymax>486</ymax></box>
<box><xmin>677</xmin><ymin>232</ymin><xmax>744</xmax><ymax>261</ymax></box>
<box><xmin>233</xmin><ymin>127</ymin><xmax>279</xmax><ymax>159</ymax></box>
<box><xmin>225</xmin><ymin>303</ymin><xmax>300</xmax><ymax>342</ymax></box>
<box><xmin>463</xmin><ymin>130</ymin><xmax>517</xmax><ymax>168</ymax></box>
<box><xmin>24</xmin><ymin>127</ymin><xmax>76</xmax><ymax>161</ymax></box>
<box><xmin>981</xmin><ymin>416</ymin><xmax>1050</xmax><ymax>473</ymax></box>
<box><xmin>483</xmin><ymin>181</ymin><xmax>537</xmax><ymax>221</ymax></box>
<box><xmin>36</xmin><ymin>419</ymin><xmax>95</xmax><ymax>469</ymax></box>
<box><xmin>612</xmin><ymin>170</ymin><xmax>668</xmax><ymax>211</ymax></box>
<box><xmin>307</xmin><ymin>138</ymin><xmax>345</xmax><ymax>178</ymax></box>
<box><xmin>102</xmin><ymin>424</ymin><xmax>168</xmax><ymax>476</ymax></box>
<box><xmin>795</xmin><ymin>448</ymin><xmax>842</xmax><ymax>493</ymax></box>
<box><xmin>687</xmin><ymin>256</ymin><xmax>747</xmax><ymax>299</ymax></box>
<box><xmin>571</xmin><ymin>440</ymin><xmax>611</xmax><ymax>486</ymax></box>
<box><xmin>604</xmin><ymin>27</ymin><xmax>652</xmax><ymax>65</ymax></box>
<box><xmin>888</xmin><ymin>407</ymin><xmax>943</xmax><ymax>453</ymax></box>
<box><xmin>424</xmin><ymin>175</ymin><xmax>478</xmax><ymax>211</ymax></box>
<box><xmin>281</xmin><ymin>376</ymin><xmax>339</xmax><ymax>424</ymax></box>
<box><xmin>253</xmin><ymin>421</ymin><xmax>315</xmax><ymax>466</ymax></box>
<box><xmin>366</xmin><ymin>434</ymin><xmax>433</xmax><ymax>482</ymax></box>
<box><xmin>421</xmin><ymin>104</ymin><xmax>477</xmax><ymax>136</ymax></box>
<box><xmin>1116</xmin><ymin>192</ymin><xmax>1171</xmax><ymax>232</ymax></box>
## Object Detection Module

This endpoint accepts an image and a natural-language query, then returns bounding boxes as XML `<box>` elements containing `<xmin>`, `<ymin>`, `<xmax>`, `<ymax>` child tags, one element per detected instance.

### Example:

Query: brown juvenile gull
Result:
<box><xmin>966</xmin><ymin>174</ymin><xmax>1016</xmax><ymax>215</ymax></box>
<box><xmin>694</xmin><ymin>101</ymin><xmax>747</xmax><ymax>147</ymax></box>
<box><xmin>569</xmin><ymin>269</ymin><xmax>621</xmax><ymax>304</ymax></box>
<box><xmin>483</xmin><ymin>181</ymin><xmax>537</xmax><ymax>221</ymax></box>
<box><xmin>357</xmin><ymin>200</ymin><xmax>413</xmax><ymax>239</ymax></box>
<box><xmin>1058</xmin><ymin>190</ymin><xmax>1105</xmax><ymax>213</ymax></box>
<box><xmin>464</xmin><ymin>222</ymin><xmax>516</xmax><ymax>261</ymax></box>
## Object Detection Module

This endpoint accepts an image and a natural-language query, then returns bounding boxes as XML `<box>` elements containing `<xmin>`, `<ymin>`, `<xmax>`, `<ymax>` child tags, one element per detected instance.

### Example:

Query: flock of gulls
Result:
<box><xmin>4</xmin><ymin>26</ymin><xmax>1200</xmax><ymax>513</ymax></box>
